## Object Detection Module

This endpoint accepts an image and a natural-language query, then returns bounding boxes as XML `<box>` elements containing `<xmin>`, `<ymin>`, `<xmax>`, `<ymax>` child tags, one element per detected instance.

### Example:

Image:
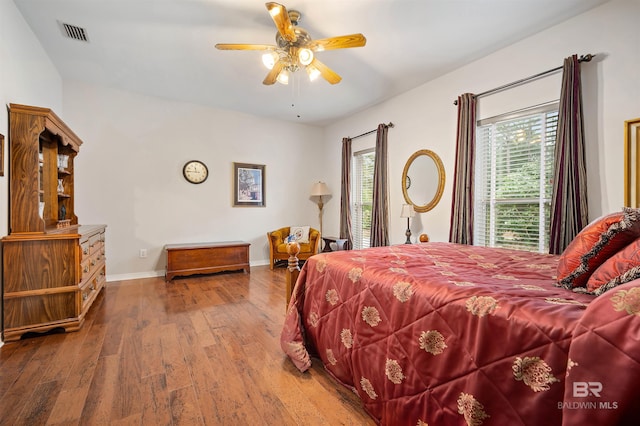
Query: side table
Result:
<box><xmin>321</xmin><ymin>236</ymin><xmax>348</xmax><ymax>252</ymax></box>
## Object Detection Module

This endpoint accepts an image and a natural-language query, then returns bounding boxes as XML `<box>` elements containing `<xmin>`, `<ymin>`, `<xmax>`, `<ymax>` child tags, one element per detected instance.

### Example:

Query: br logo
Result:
<box><xmin>573</xmin><ymin>382</ymin><xmax>602</xmax><ymax>397</ymax></box>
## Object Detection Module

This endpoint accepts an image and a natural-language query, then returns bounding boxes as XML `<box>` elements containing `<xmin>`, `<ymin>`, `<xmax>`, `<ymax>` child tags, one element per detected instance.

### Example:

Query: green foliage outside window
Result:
<box><xmin>475</xmin><ymin>107</ymin><xmax>557</xmax><ymax>253</ymax></box>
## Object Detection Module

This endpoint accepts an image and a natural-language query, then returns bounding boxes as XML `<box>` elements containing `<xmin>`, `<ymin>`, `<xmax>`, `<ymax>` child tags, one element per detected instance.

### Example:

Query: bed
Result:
<box><xmin>281</xmin><ymin>226</ymin><xmax>640</xmax><ymax>425</ymax></box>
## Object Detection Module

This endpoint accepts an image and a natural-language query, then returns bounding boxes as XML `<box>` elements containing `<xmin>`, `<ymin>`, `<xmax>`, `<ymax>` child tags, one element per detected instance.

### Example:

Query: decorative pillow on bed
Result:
<box><xmin>289</xmin><ymin>226</ymin><xmax>310</xmax><ymax>244</ymax></box>
<box><xmin>586</xmin><ymin>238</ymin><xmax>640</xmax><ymax>295</ymax></box>
<box><xmin>557</xmin><ymin>208</ymin><xmax>640</xmax><ymax>289</ymax></box>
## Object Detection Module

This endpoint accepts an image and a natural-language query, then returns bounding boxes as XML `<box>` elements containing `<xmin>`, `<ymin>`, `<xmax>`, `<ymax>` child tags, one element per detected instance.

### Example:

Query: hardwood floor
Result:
<box><xmin>0</xmin><ymin>266</ymin><xmax>375</xmax><ymax>425</ymax></box>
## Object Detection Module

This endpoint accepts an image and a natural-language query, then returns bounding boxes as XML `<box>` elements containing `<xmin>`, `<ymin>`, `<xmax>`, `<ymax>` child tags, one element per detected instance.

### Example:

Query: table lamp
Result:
<box><xmin>400</xmin><ymin>204</ymin><xmax>415</xmax><ymax>244</ymax></box>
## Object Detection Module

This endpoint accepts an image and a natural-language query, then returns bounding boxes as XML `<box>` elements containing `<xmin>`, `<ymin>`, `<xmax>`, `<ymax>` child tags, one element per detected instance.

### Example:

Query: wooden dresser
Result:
<box><xmin>1</xmin><ymin>104</ymin><xmax>107</xmax><ymax>342</ymax></box>
<box><xmin>165</xmin><ymin>241</ymin><xmax>250</xmax><ymax>281</ymax></box>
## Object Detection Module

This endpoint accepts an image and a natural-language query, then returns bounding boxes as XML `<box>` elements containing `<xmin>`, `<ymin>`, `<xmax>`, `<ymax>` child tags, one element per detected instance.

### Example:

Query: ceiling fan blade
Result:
<box><xmin>215</xmin><ymin>43</ymin><xmax>275</xmax><ymax>51</ymax></box>
<box><xmin>309</xmin><ymin>34</ymin><xmax>366</xmax><ymax>51</ymax></box>
<box><xmin>266</xmin><ymin>2</ymin><xmax>297</xmax><ymax>43</ymax></box>
<box><xmin>263</xmin><ymin>61</ymin><xmax>285</xmax><ymax>85</ymax></box>
<box><xmin>310</xmin><ymin>58</ymin><xmax>341</xmax><ymax>85</ymax></box>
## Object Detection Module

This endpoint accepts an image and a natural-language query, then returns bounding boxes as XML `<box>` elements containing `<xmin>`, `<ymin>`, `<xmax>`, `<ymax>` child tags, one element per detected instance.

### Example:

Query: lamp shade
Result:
<box><xmin>310</xmin><ymin>181</ymin><xmax>331</xmax><ymax>197</ymax></box>
<box><xmin>400</xmin><ymin>204</ymin><xmax>416</xmax><ymax>218</ymax></box>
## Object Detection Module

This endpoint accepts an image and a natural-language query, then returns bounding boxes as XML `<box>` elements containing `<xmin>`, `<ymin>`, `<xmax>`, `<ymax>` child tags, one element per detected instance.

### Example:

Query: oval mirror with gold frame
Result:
<box><xmin>402</xmin><ymin>149</ymin><xmax>446</xmax><ymax>213</ymax></box>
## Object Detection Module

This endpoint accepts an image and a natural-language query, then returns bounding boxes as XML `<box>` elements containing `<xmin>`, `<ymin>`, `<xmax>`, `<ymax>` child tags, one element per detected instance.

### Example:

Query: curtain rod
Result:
<box><xmin>453</xmin><ymin>54</ymin><xmax>595</xmax><ymax>105</ymax></box>
<box><xmin>350</xmin><ymin>122</ymin><xmax>394</xmax><ymax>140</ymax></box>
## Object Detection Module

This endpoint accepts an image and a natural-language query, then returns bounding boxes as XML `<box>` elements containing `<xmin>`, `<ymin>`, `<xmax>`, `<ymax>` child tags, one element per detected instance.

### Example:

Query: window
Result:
<box><xmin>352</xmin><ymin>148</ymin><xmax>375</xmax><ymax>249</ymax></box>
<box><xmin>474</xmin><ymin>103</ymin><xmax>558</xmax><ymax>252</ymax></box>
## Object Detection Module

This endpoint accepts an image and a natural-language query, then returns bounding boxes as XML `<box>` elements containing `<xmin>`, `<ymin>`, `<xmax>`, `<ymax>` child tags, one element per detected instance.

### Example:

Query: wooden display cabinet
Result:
<box><xmin>2</xmin><ymin>104</ymin><xmax>107</xmax><ymax>342</ymax></box>
<box><xmin>8</xmin><ymin>104</ymin><xmax>79</xmax><ymax>234</ymax></box>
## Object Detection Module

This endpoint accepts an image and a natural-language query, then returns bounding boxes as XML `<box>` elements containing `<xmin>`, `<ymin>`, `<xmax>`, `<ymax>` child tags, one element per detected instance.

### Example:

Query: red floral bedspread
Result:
<box><xmin>280</xmin><ymin>242</ymin><xmax>640</xmax><ymax>425</ymax></box>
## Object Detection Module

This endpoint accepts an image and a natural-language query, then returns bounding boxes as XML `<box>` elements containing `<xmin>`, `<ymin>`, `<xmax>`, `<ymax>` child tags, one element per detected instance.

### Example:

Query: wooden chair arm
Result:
<box><xmin>309</xmin><ymin>229</ymin><xmax>320</xmax><ymax>253</ymax></box>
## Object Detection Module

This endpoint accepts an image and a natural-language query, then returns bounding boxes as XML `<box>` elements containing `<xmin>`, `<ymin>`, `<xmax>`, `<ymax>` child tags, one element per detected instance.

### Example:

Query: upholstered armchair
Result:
<box><xmin>267</xmin><ymin>227</ymin><xmax>320</xmax><ymax>270</ymax></box>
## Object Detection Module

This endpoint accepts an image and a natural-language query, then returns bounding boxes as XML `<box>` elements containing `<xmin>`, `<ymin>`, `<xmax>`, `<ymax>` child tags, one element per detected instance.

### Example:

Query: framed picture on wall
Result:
<box><xmin>0</xmin><ymin>134</ymin><xmax>4</xmax><ymax>177</ymax></box>
<box><xmin>624</xmin><ymin>118</ymin><xmax>640</xmax><ymax>208</ymax></box>
<box><xmin>233</xmin><ymin>162</ymin><xmax>265</xmax><ymax>207</ymax></box>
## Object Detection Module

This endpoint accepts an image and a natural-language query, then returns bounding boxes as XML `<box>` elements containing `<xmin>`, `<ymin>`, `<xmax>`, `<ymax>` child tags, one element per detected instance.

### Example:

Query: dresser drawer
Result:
<box><xmin>89</xmin><ymin>232</ymin><xmax>104</xmax><ymax>255</ymax></box>
<box><xmin>80</xmin><ymin>264</ymin><xmax>106</xmax><ymax>312</ymax></box>
<box><xmin>80</xmin><ymin>248</ymin><xmax>105</xmax><ymax>283</ymax></box>
<box><xmin>80</xmin><ymin>229</ymin><xmax>105</xmax><ymax>257</ymax></box>
<box><xmin>80</xmin><ymin>238</ymin><xmax>91</xmax><ymax>257</ymax></box>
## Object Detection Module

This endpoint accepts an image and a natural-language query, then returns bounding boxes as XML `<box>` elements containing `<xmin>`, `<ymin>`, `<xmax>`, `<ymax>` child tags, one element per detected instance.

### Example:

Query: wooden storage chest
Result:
<box><xmin>165</xmin><ymin>241</ymin><xmax>250</xmax><ymax>281</ymax></box>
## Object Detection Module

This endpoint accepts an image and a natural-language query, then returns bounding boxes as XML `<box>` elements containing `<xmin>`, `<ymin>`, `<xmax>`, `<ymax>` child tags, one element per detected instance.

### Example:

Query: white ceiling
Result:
<box><xmin>14</xmin><ymin>0</ymin><xmax>609</xmax><ymax>126</ymax></box>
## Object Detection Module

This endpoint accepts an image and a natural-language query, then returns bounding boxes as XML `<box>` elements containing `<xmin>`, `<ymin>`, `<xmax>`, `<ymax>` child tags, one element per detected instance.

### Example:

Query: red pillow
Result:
<box><xmin>586</xmin><ymin>238</ymin><xmax>640</xmax><ymax>295</ymax></box>
<box><xmin>557</xmin><ymin>208</ymin><xmax>640</xmax><ymax>289</ymax></box>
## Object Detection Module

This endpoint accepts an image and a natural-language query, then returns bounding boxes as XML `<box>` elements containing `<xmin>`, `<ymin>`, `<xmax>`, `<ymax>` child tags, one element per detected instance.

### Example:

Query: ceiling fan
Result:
<box><xmin>215</xmin><ymin>2</ymin><xmax>366</xmax><ymax>85</ymax></box>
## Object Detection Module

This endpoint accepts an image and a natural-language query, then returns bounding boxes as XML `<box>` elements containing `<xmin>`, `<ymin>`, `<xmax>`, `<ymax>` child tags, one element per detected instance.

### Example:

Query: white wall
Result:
<box><xmin>63</xmin><ymin>81</ymin><xmax>326</xmax><ymax>280</ymax></box>
<box><xmin>321</xmin><ymin>0</ymin><xmax>640</xmax><ymax>245</ymax></box>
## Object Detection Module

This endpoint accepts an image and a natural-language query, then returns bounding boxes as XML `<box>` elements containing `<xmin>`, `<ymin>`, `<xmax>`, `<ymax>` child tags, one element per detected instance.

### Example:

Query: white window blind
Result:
<box><xmin>352</xmin><ymin>149</ymin><xmax>375</xmax><ymax>250</ymax></box>
<box><xmin>474</xmin><ymin>103</ymin><xmax>558</xmax><ymax>252</ymax></box>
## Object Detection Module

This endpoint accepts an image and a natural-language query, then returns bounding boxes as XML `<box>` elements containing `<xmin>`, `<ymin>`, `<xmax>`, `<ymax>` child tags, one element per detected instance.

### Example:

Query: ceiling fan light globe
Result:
<box><xmin>262</xmin><ymin>52</ymin><xmax>278</xmax><ymax>70</ymax></box>
<box><xmin>298</xmin><ymin>48</ymin><xmax>313</xmax><ymax>66</ymax></box>
<box><xmin>277</xmin><ymin>69</ymin><xmax>290</xmax><ymax>85</ymax></box>
<box><xmin>306</xmin><ymin>65</ymin><xmax>320</xmax><ymax>81</ymax></box>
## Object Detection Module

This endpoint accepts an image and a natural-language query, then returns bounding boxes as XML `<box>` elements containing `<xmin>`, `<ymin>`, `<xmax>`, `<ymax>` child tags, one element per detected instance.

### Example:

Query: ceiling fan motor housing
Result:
<box><xmin>275</xmin><ymin>12</ymin><xmax>312</xmax><ymax>72</ymax></box>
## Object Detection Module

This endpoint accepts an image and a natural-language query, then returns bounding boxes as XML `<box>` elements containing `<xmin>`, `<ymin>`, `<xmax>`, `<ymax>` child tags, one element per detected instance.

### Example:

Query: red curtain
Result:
<box><xmin>549</xmin><ymin>55</ymin><xmax>589</xmax><ymax>254</ymax></box>
<box><xmin>370</xmin><ymin>124</ymin><xmax>390</xmax><ymax>247</ymax></box>
<box><xmin>339</xmin><ymin>137</ymin><xmax>353</xmax><ymax>249</ymax></box>
<box><xmin>449</xmin><ymin>93</ymin><xmax>476</xmax><ymax>244</ymax></box>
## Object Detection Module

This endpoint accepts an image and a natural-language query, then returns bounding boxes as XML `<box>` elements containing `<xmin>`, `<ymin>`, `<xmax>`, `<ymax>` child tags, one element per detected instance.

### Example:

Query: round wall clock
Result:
<box><xmin>182</xmin><ymin>160</ymin><xmax>209</xmax><ymax>184</ymax></box>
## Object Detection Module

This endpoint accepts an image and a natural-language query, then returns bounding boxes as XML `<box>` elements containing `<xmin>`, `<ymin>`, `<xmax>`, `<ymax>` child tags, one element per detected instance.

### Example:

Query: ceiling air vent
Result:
<box><xmin>58</xmin><ymin>21</ymin><xmax>89</xmax><ymax>42</ymax></box>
